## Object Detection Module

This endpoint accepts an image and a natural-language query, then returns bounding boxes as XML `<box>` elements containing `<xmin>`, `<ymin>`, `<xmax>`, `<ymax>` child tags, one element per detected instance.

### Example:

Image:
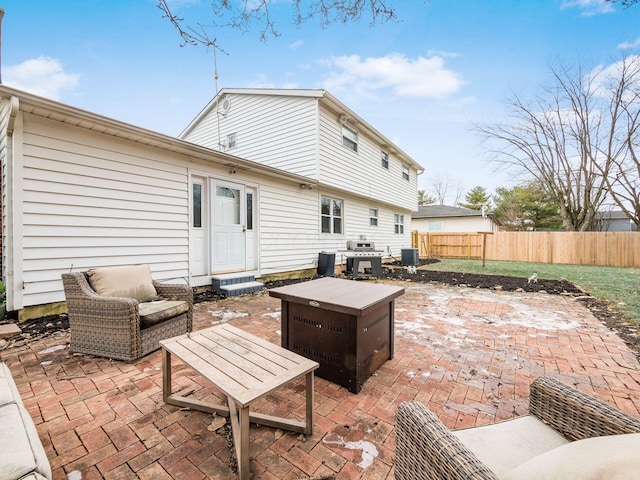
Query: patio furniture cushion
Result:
<box><xmin>503</xmin><ymin>433</ymin><xmax>640</xmax><ymax>480</ymax></box>
<box><xmin>0</xmin><ymin>363</ymin><xmax>52</xmax><ymax>480</ymax></box>
<box><xmin>139</xmin><ymin>300</ymin><xmax>190</xmax><ymax>329</ymax></box>
<box><xmin>453</xmin><ymin>415</ymin><xmax>568</xmax><ymax>478</ymax></box>
<box><xmin>87</xmin><ymin>264</ymin><xmax>158</xmax><ymax>302</ymax></box>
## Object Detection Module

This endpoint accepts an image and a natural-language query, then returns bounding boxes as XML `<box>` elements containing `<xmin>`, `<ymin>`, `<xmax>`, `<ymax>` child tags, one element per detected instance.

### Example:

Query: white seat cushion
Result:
<box><xmin>453</xmin><ymin>415</ymin><xmax>568</xmax><ymax>478</ymax></box>
<box><xmin>503</xmin><ymin>433</ymin><xmax>640</xmax><ymax>480</ymax></box>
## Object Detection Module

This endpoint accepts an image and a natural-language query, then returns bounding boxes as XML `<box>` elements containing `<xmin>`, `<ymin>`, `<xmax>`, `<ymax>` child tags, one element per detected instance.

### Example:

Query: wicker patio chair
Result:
<box><xmin>62</xmin><ymin>270</ymin><xmax>193</xmax><ymax>362</ymax></box>
<box><xmin>396</xmin><ymin>376</ymin><xmax>640</xmax><ymax>480</ymax></box>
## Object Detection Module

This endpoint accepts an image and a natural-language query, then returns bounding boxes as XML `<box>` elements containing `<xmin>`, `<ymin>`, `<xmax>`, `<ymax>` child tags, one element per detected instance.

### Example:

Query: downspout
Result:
<box><xmin>5</xmin><ymin>95</ymin><xmax>22</xmax><ymax>313</ymax></box>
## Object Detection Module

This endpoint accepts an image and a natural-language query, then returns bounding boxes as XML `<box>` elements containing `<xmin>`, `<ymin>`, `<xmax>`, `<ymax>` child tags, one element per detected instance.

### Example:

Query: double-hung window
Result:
<box><xmin>369</xmin><ymin>208</ymin><xmax>379</xmax><ymax>226</ymax></box>
<box><xmin>227</xmin><ymin>133</ymin><xmax>237</xmax><ymax>149</ymax></box>
<box><xmin>394</xmin><ymin>214</ymin><xmax>404</xmax><ymax>234</ymax></box>
<box><xmin>381</xmin><ymin>151</ymin><xmax>389</xmax><ymax>169</ymax></box>
<box><xmin>321</xmin><ymin>196</ymin><xmax>343</xmax><ymax>234</ymax></box>
<box><xmin>342</xmin><ymin>125</ymin><xmax>358</xmax><ymax>152</ymax></box>
<box><xmin>402</xmin><ymin>165</ymin><xmax>410</xmax><ymax>181</ymax></box>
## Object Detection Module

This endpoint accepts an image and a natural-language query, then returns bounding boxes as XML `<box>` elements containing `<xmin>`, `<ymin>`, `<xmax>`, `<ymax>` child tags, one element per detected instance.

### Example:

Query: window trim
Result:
<box><xmin>369</xmin><ymin>208</ymin><xmax>379</xmax><ymax>227</ymax></box>
<box><xmin>321</xmin><ymin>196</ymin><xmax>344</xmax><ymax>234</ymax></box>
<box><xmin>342</xmin><ymin>125</ymin><xmax>358</xmax><ymax>152</ymax></box>
<box><xmin>394</xmin><ymin>213</ymin><xmax>405</xmax><ymax>234</ymax></box>
<box><xmin>227</xmin><ymin>133</ymin><xmax>237</xmax><ymax>149</ymax></box>
<box><xmin>402</xmin><ymin>165</ymin><xmax>410</xmax><ymax>181</ymax></box>
<box><xmin>381</xmin><ymin>151</ymin><xmax>389</xmax><ymax>169</ymax></box>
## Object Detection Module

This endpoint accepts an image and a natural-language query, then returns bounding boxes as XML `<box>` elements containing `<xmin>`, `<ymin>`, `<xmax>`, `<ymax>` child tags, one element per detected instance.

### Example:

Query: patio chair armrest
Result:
<box><xmin>153</xmin><ymin>281</ymin><xmax>193</xmax><ymax>304</ymax></box>
<box><xmin>529</xmin><ymin>377</ymin><xmax>640</xmax><ymax>440</ymax></box>
<box><xmin>395</xmin><ymin>401</ymin><xmax>500</xmax><ymax>480</ymax></box>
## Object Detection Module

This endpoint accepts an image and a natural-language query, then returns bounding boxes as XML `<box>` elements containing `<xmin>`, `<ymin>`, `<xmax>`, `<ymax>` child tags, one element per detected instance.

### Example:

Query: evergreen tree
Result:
<box><xmin>493</xmin><ymin>182</ymin><xmax>562</xmax><ymax>231</ymax></box>
<box><xmin>458</xmin><ymin>186</ymin><xmax>491</xmax><ymax>210</ymax></box>
<box><xmin>418</xmin><ymin>190</ymin><xmax>436</xmax><ymax>206</ymax></box>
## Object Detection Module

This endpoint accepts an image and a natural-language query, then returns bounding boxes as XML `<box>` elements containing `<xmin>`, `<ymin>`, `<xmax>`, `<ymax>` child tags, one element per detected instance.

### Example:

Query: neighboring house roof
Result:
<box><xmin>412</xmin><ymin>205</ymin><xmax>486</xmax><ymax>219</ymax></box>
<box><xmin>0</xmin><ymin>84</ymin><xmax>318</xmax><ymax>187</ymax></box>
<box><xmin>597</xmin><ymin>210</ymin><xmax>633</xmax><ymax>221</ymax></box>
<box><xmin>180</xmin><ymin>87</ymin><xmax>425</xmax><ymax>173</ymax></box>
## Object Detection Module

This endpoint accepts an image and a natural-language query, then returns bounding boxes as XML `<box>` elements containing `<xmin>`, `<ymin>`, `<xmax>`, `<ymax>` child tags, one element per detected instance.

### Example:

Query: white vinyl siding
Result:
<box><xmin>18</xmin><ymin>114</ymin><xmax>189</xmax><ymax>307</ymax></box>
<box><xmin>182</xmin><ymin>94</ymin><xmax>318</xmax><ymax>178</ymax></box>
<box><xmin>318</xmin><ymin>106</ymin><xmax>418</xmax><ymax>211</ymax></box>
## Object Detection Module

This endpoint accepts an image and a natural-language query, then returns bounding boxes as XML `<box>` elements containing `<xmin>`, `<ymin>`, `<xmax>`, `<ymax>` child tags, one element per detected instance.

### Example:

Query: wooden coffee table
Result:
<box><xmin>160</xmin><ymin>324</ymin><xmax>319</xmax><ymax>480</ymax></box>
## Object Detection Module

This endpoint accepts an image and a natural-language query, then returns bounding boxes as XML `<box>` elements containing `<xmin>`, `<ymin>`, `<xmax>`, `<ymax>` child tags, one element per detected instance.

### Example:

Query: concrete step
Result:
<box><xmin>219</xmin><ymin>281</ymin><xmax>264</xmax><ymax>297</ymax></box>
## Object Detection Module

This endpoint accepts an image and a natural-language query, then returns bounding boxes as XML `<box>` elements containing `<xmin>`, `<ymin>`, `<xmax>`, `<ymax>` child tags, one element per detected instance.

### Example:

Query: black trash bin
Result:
<box><xmin>401</xmin><ymin>248</ymin><xmax>419</xmax><ymax>266</ymax></box>
<box><xmin>317</xmin><ymin>252</ymin><xmax>336</xmax><ymax>277</ymax></box>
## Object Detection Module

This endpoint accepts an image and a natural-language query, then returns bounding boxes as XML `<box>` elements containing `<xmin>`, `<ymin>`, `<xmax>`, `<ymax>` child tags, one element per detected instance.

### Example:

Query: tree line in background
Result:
<box><xmin>418</xmin><ymin>182</ymin><xmax>564</xmax><ymax>231</ymax></box>
<box><xmin>421</xmin><ymin>53</ymin><xmax>640</xmax><ymax>232</ymax></box>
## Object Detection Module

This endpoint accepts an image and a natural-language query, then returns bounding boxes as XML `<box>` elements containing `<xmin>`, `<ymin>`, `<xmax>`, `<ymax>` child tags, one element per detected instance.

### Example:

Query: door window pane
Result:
<box><xmin>192</xmin><ymin>183</ymin><xmax>202</xmax><ymax>228</ymax></box>
<box><xmin>216</xmin><ymin>186</ymin><xmax>240</xmax><ymax>224</ymax></box>
<box><xmin>246</xmin><ymin>192</ymin><xmax>253</xmax><ymax>231</ymax></box>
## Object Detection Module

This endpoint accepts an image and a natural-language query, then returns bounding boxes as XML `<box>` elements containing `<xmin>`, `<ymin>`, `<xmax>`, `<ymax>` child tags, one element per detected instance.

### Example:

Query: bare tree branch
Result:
<box><xmin>477</xmin><ymin>56</ymin><xmax>640</xmax><ymax>231</ymax></box>
<box><xmin>158</xmin><ymin>0</ymin><xmax>402</xmax><ymax>47</ymax></box>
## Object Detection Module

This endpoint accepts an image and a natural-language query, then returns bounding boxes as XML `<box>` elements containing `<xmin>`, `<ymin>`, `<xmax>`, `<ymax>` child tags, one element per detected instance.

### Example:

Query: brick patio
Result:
<box><xmin>2</xmin><ymin>280</ymin><xmax>640</xmax><ymax>479</ymax></box>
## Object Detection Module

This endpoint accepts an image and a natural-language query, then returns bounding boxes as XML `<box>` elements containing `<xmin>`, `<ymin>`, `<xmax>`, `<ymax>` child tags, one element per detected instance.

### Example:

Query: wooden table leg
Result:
<box><xmin>161</xmin><ymin>348</ymin><xmax>172</xmax><ymax>404</ymax></box>
<box><xmin>305</xmin><ymin>371</ymin><xmax>314</xmax><ymax>435</ymax></box>
<box><xmin>228</xmin><ymin>396</ymin><xmax>251</xmax><ymax>480</ymax></box>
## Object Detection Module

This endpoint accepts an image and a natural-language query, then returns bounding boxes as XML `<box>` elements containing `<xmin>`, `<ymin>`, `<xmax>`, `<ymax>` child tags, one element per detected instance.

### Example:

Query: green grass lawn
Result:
<box><xmin>421</xmin><ymin>258</ymin><xmax>640</xmax><ymax>325</ymax></box>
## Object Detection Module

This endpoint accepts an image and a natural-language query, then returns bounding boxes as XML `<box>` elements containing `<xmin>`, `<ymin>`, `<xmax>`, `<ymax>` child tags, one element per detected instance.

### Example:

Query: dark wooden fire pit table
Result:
<box><xmin>269</xmin><ymin>277</ymin><xmax>405</xmax><ymax>393</ymax></box>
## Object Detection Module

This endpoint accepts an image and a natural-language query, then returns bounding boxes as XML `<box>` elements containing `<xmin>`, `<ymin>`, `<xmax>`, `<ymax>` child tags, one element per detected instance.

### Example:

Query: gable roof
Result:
<box><xmin>412</xmin><ymin>205</ymin><xmax>485</xmax><ymax>219</ymax></box>
<box><xmin>180</xmin><ymin>88</ymin><xmax>424</xmax><ymax>173</ymax></box>
<box><xmin>0</xmin><ymin>84</ymin><xmax>319</xmax><ymax>187</ymax></box>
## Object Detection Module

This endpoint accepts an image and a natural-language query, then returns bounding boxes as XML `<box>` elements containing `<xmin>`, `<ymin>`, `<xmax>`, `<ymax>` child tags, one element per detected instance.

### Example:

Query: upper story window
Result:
<box><xmin>321</xmin><ymin>196</ymin><xmax>343</xmax><ymax>234</ymax></box>
<box><xmin>227</xmin><ymin>133</ymin><xmax>237</xmax><ymax>149</ymax></box>
<box><xmin>394</xmin><ymin>214</ymin><xmax>405</xmax><ymax>234</ymax></box>
<box><xmin>342</xmin><ymin>125</ymin><xmax>358</xmax><ymax>152</ymax></box>
<box><xmin>369</xmin><ymin>208</ymin><xmax>379</xmax><ymax>227</ymax></box>
<box><xmin>402</xmin><ymin>165</ymin><xmax>410</xmax><ymax>181</ymax></box>
<box><xmin>381</xmin><ymin>151</ymin><xmax>389</xmax><ymax>169</ymax></box>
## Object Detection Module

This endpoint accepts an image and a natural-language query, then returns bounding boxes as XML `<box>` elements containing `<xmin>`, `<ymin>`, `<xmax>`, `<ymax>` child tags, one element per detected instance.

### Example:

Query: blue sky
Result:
<box><xmin>2</xmin><ymin>1</ymin><xmax>640</xmax><ymax>203</ymax></box>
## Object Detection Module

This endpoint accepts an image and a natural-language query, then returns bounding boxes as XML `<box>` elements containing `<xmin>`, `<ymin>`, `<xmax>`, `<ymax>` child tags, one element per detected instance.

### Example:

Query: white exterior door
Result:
<box><xmin>211</xmin><ymin>179</ymin><xmax>246</xmax><ymax>273</ymax></box>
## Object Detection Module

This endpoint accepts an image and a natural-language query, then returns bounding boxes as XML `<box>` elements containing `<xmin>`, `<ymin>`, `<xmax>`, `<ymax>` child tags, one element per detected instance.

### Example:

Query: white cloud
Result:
<box><xmin>589</xmin><ymin>55</ymin><xmax>640</xmax><ymax>98</ymax></box>
<box><xmin>618</xmin><ymin>37</ymin><xmax>640</xmax><ymax>50</ymax></box>
<box><xmin>319</xmin><ymin>53</ymin><xmax>466</xmax><ymax>99</ymax></box>
<box><xmin>560</xmin><ymin>0</ymin><xmax>615</xmax><ymax>16</ymax></box>
<box><xmin>4</xmin><ymin>56</ymin><xmax>80</xmax><ymax>100</ymax></box>
<box><xmin>289</xmin><ymin>40</ymin><xmax>303</xmax><ymax>49</ymax></box>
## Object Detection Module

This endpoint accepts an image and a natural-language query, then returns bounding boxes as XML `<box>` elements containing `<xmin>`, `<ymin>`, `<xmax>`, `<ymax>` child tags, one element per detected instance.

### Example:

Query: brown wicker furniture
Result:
<box><xmin>62</xmin><ymin>270</ymin><xmax>193</xmax><ymax>362</ymax></box>
<box><xmin>160</xmin><ymin>323</ymin><xmax>319</xmax><ymax>480</ymax></box>
<box><xmin>395</xmin><ymin>376</ymin><xmax>640</xmax><ymax>480</ymax></box>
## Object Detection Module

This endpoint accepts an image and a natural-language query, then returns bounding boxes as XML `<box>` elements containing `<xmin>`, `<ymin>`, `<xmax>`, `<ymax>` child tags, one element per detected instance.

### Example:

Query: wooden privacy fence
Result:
<box><xmin>412</xmin><ymin>231</ymin><xmax>640</xmax><ymax>268</ymax></box>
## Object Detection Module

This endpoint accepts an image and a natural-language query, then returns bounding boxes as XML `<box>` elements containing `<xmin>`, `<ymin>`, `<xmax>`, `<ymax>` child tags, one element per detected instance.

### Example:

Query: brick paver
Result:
<box><xmin>2</xmin><ymin>280</ymin><xmax>640</xmax><ymax>479</ymax></box>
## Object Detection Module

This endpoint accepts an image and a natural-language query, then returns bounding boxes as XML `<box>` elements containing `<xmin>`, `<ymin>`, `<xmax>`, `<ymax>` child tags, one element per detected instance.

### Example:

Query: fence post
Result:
<box><xmin>478</xmin><ymin>232</ymin><xmax>493</xmax><ymax>267</ymax></box>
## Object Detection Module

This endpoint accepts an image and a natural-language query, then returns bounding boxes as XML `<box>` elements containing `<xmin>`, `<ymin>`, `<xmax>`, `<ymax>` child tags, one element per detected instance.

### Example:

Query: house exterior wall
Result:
<box><xmin>182</xmin><ymin>93</ymin><xmax>319</xmax><ymax>178</ymax></box>
<box><xmin>182</xmin><ymin>91</ymin><xmax>420</xmax><ymax>213</ymax></box>
<box><xmin>412</xmin><ymin>216</ymin><xmax>495</xmax><ymax>233</ymax></box>
<box><xmin>14</xmin><ymin>112</ymin><xmax>191</xmax><ymax>309</ymax></box>
<box><xmin>2</xmin><ymin>103</ymin><xmax>414</xmax><ymax>312</ymax></box>
<box><xmin>317</xmin><ymin>105</ymin><xmax>418</xmax><ymax>211</ymax></box>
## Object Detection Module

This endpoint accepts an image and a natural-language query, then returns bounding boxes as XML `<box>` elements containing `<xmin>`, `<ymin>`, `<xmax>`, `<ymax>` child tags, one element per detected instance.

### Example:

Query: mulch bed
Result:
<box><xmin>3</xmin><ymin>260</ymin><xmax>639</xmax><ymax>360</ymax></box>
